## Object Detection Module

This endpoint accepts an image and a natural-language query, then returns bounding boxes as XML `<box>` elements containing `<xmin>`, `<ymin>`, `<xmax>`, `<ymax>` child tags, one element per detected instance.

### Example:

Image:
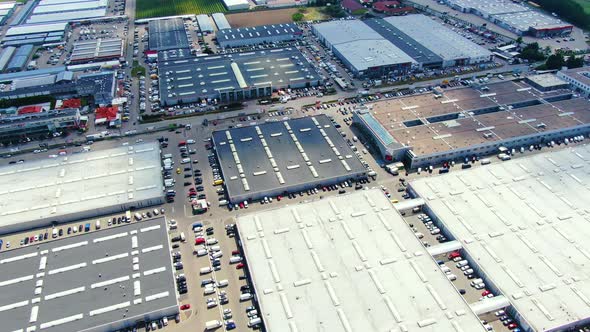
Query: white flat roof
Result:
<box><xmin>411</xmin><ymin>145</ymin><xmax>590</xmax><ymax>331</ymax></box>
<box><xmin>0</xmin><ymin>142</ymin><xmax>163</xmax><ymax>231</ymax></box>
<box><xmin>5</xmin><ymin>23</ymin><xmax>68</xmax><ymax>36</ymax></box>
<box><xmin>237</xmin><ymin>189</ymin><xmax>486</xmax><ymax>332</ymax></box>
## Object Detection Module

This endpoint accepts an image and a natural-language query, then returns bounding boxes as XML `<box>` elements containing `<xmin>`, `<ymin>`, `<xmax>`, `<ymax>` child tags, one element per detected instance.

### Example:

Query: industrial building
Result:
<box><xmin>0</xmin><ymin>217</ymin><xmax>178</xmax><ymax>332</ymax></box>
<box><xmin>148</xmin><ymin>18</ymin><xmax>190</xmax><ymax>51</ymax></box>
<box><xmin>352</xmin><ymin>80</ymin><xmax>590</xmax><ymax>168</ymax></box>
<box><xmin>442</xmin><ymin>0</ymin><xmax>573</xmax><ymax>37</ymax></box>
<box><xmin>410</xmin><ymin>145</ymin><xmax>590</xmax><ymax>332</ymax></box>
<box><xmin>6</xmin><ymin>44</ymin><xmax>34</xmax><ymax>72</ymax></box>
<box><xmin>222</xmin><ymin>0</ymin><xmax>249</xmax><ymax>10</ymax></box>
<box><xmin>0</xmin><ymin>46</ymin><xmax>16</xmax><ymax>72</ymax></box>
<box><xmin>0</xmin><ymin>69</ymin><xmax>116</xmax><ymax>106</ymax></box>
<box><xmin>0</xmin><ymin>108</ymin><xmax>83</xmax><ymax>143</ymax></box>
<box><xmin>196</xmin><ymin>14</ymin><xmax>214</xmax><ymax>33</ymax></box>
<box><xmin>312</xmin><ymin>20</ymin><xmax>416</xmax><ymax>78</ymax></box>
<box><xmin>312</xmin><ymin>15</ymin><xmax>492</xmax><ymax>77</ymax></box>
<box><xmin>3</xmin><ymin>22</ymin><xmax>68</xmax><ymax>46</ymax></box>
<box><xmin>382</xmin><ymin>15</ymin><xmax>493</xmax><ymax>67</ymax></box>
<box><xmin>0</xmin><ymin>2</ymin><xmax>16</xmax><ymax>25</ymax></box>
<box><xmin>0</xmin><ymin>142</ymin><xmax>163</xmax><ymax>234</ymax></box>
<box><xmin>157</xmin><ymin>47</ymin><xmax>322</xmax><ymax>105</ymax></box>
<box><xmin>524</xmin><ymin>73</ymin><xmax>569</xmax><ymax>92</ymax></box>
<box><xmin>213</xmin><ymin>115</ymin><xmax>366</xmax><ymax>203</ymax></box>
<box><xmin>237</xmin><ymin>189</ymin><xmax>487</xmax><ymax>332</ymax></box>
<box><xmin>212</xmin><ymin>12</ymin><xmax>231</xmax><ymax>30</ymax></box>
<box><xmin>216</xmin><ymin>23</ymin><xmax>302</xmax><ymax>48</ymax></box>
<box><xmin>557</xmin><ymin>66</ymin><xmax>590</xmax><ymax>98</ymax></box>
<box><xmin>21</xmin><ymin>0</ymin><xmax>107</xmax><ymax>24</ymax></box>
<box><xmin>70</xmin><ymin>38</ymin><xmax>124</xmax><ymax>64</ymax></box>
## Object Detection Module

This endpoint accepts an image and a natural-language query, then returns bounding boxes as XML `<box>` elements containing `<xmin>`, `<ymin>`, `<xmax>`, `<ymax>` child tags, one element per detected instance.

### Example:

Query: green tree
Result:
<box><xmin>545</xmin><ymin>53</ymin><xmax>565</xmax><ymax>70</ymax></box>
<box><xmin>533</xmin><ymin>0</ymin><xmax>590</xmax><ymax>30</ymax></box>
<box><xmin>566</xmin><ymin>55</ymin><xmax>584</xmax><ymax>69</ymax></box>
<box><xmin>515</xmin><ymin>36</ymin><xmax>523</xmax><ymax>45</ymax></box>
<box><xmin>519</xmin><ymin>42</ymin><xmax>546</xmax><ymax>62</ymax></box>
<box><xmin>292</xmin><ymin>12</ymin><xmax>304</xmax><ymax>21</ymax></box>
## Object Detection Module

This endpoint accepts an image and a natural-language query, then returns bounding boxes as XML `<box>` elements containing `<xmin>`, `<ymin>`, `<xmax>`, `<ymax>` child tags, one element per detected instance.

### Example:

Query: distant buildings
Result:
<box><xmin>443</xmin><ymin>0</ymin><xmax>573</xmax><ymax>37</ymax></box>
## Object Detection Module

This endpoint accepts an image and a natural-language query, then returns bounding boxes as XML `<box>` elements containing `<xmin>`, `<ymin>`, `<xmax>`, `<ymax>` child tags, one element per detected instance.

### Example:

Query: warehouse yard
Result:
<box><xmin>136</xmin><ymin>0</ymin><xmax>226</xmax><ymax>19</ymax></box>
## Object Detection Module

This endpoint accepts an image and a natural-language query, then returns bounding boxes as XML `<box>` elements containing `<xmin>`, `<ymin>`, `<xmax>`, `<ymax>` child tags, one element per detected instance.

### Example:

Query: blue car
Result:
<box><xmin>0</xmin><ymin>239</ymin><xmax>3</xmax><ymax>249</ymax></box>
<box><xmin>226</xmin><ymin>322</ymin><xmax>236</xmax><ymax>330</ymax></box>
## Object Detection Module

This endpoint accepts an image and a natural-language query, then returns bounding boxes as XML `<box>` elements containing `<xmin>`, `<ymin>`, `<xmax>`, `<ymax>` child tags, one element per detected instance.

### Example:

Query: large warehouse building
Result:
<box><xmin>0</xmin><ymin>142</ymin><xmax>163</xmax><ymax>235</ymax></box>
<box><xmin>353</xmin><ymin>79</ymin><xmax>590</xmax><ymax>168</ymax></box>
<box><xmin>443</xmin><ymin>0</ymin><xmax>573</xmax><ymax>37</ymax></box>
<box><xmin>70</xmin><ymin>38</ymin><xmax>124</xmax><ymax>64</ymax></box>
<box><xmin>410</xmin><ymin>145</ymin><xmax>590</xmax><ymax>332</ymax></box>
<box><xmin>0</xmin><ymin>217</ymin><xmax>178</xmax><ymax>332</ymax></box>
<box><xmin>312</xmin><ymin>15</ymin><xmax>492</xmax><ymax>77</ymax></box>
<box><xmin>312</xmin><ymin>19</ymin><xmax>416</xmax><ymax>78</ymax></box>
<box><xmin>3</xmin><ymin>22</ymin><xmax>69</xmax><ymax>46</ymax></box>
<box><xmin>216</xmin><ymin>23</ymin><xmax>302</xmax><ymax>48</ymax></box>
<box><xmin>237</xmin><ymin>189</ymin><xmax>488</xmax><ymax>331</ymax></box>
<box><xmin>148</xmin><ymin>18</ymin><xmax>189</xmax><ymax>51</ymax></box>
<box><xmin>213</xmin><ymin>115</ymin><xmax>366</xmax><ymax>203</ymax></box>
<box><xmin>557</xmin><ymin>66</ymin><xmax>590</xmax><ymax>98</ymax></box>
<box><xmin>158</xmin><ymin>47</ymin><xmax>322</xmax><ymax>105</ymax></box>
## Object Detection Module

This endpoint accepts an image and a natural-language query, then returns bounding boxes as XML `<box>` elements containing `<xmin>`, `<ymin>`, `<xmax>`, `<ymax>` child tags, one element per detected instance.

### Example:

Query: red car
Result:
<box><xmin>277</xmin><ymin>195</ymin><xmax>282</xmax><ymax>201</ymax></box>
<box><xmin>481</xmin><ymin>290</ymin><xmax>491</xmax><ymax>296</ymax></box>
<box><xmin>507</xmin><ymin>323</ymin><xmax>517</xmax><ymax>329</ymax></box>
<box><xmin>231</xmin><ymin>250</ymin><xmax>240</xmax><ymax>256</ymax></box>
<box><xmin>180</xmin><ymin>304</ymin><xmax>191</xmax><ymax>310</ymax></box>
<box><xmin>448</xmin><ymin>251</ymin><xmax>461</xmax><ymax>259</ymax></box>
<box><xmin>236</xmin><ymin>263</ymin><xmax>244</xmax><ymax>269</ymax></box>
<box><xmin>195</xmin><ymin>238</ymin><xmax>205</xmax><ymax>245</ymax></box>
<box><xmin>239</xmin><ymin>202</ymin><xmax>244</xmax><ymax>209</ymax></box>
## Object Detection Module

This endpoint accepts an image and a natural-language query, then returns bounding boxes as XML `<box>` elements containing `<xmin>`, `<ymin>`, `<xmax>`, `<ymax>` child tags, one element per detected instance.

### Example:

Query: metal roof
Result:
<box><xmin>411</xmin><ymin>145</ymin><xmax>590</xmax><ymax>332</ymax></box>
<box><xmin>313</xmin><ymin>20</ymin><xmax>416</xmax><ymax>71</ymax></box>
<box><xmin>6</xmin><ymin>23</ymin><xmax>68</xmax><ymax>36</ymax></box>
<box><xmin>33</xmin><ymin>0</ymin><xmax>107</xmax><ymax>14</ymax></box>
<box><xmin>148</xmin><ymin>18</ymin><xmax>189</xmax><ymax>51</ymax></box>
<box><xmin>217</xmin><ymin>23</ymin><xmax>301</xmax><ymax>42</ymax></box>
<box><xmin>237</xmin><ymin>189</ymin><xmax>487</xmax><ymax>332</ymax></box>
<box><xmin>212</xmin><ymin>12</ymin><xmax>231</xmax><ymax>30</ymax></box>
<box><xmin>0</xmin><ymin>46</ymin><xmax>16</xmax><ymax>72</ymax></box>
<box><xmin>6</xmin><ymin>44</ymin><xmax>33</xmax><ymax>71</ymax></box>
<box><xmin>384</xmin><ymin>14</ymin><xmax>492</xmax><ymax>62</ymax></box>
<box><xmin>27</xmin><ymin>8</ymin><xmax>106</xmax><ymax>24</ymax></box>
<box><xmin>0</xmin><ymin>142</ymin><xmax>163</xmax><ymax>230</ymax></box>
<box><xmin>71</xmin><ymin>38</ymin><xmax>123</xmax><ymax>62</ymax></box>
<box><xmin>493</xmin><ymin>11</ymin><xmax>572</xmax><ymax>32</ymax></box>
<box><xmin>0</xmin><ymin>217</ymin><xmax>178</xmax><ymax>332</ymax></box>
<box><xmin>196</xmin><ymin>14</ymin><xmax>214</xmax><ymax>32</ymax></box>
<box><xmin>212</xmin><ymin>115</ymin><xmax>366</xmax><ymax>202</ymax></box>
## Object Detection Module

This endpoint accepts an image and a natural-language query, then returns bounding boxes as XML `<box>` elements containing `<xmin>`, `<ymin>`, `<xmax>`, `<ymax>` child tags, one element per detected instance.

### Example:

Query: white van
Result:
<box><xmin>162</xmin><ymin>153</ymin><xmax>172</xmax><ymax>159</ymax></box>
<box><xmin>229</xmin><ymin>256</ymin><xmax>242</xmax><ymax>264</ymax></box>
<box><xmin>248</xmin><ymin>317</ymin><xmax>262</xmax><ymax>327</ymax></box>
<box><xmin>95</xmin><ymin>220</ymin><xmax>101</xmax><ymax>230</ymax></box>
<box><xmin>206</xmin><ymin>238</ymin><xmax>218</xmax><ymax>245</ymax></box>
<box><xmin>430</xmin><ymin>228</ymin><xmax>440</xmax><ymax>235</ymax></box>
<box><xmin>180</xmin><ymin>158</ymin><xmax>191</xmax><ymax>164</ymax></box>
<box><xmin>180</xmin><ymin>232</ymin><xmax>186</xmax><ymax>242</ymax></box>
<box><xmin>219</xmin><ymin>200</ymin><xmax>228</xmax><ymax>206</ymax></box>
<box><xmin>205</xmin><ymin>320</ymin><xmax>221</xmax><ymax>330</ymax></box>
<box><xmin>240</xmin><ymin>293</ymin><xmax>253</xmax><ymax>301</ymax></box>
<box><xmin>216</xmin><ymin>279</ymin><xmax>228</xmax><ymax>288</ymax></box>
<box><xmin>52</xmin><ymin>228</ymin><xmax>58</xmax><ymax>238</ymax></box>
<box><xmin>463</xmin><ymin>268</ymin><xmax>474</xmax><ymax>275</ymax></box>
<box><xmin>447</xmin><ymin>274</ymin><xmax>457</xmax><ymax>281</ymax></box>
<box><xmin>200</xmin><ymin>267</ymin><xmax>212</xmax><ymax>275</ymax></box>
<box><xmin>470</xmin><ymin>279</ymin><xmax>483</xmax><ymax>286</ymax></box>
<box><xmin>211</xmin><ymin>251</ymin><xmax>223</xmax><ymax>259</ymax></box>
<box><xmin>196</xmin><ymin>248</ymin><xmax>207</xmax><ymax>257</ymax></box>
<box><xmin>134</xmin><ymin>213</ymin><xmax>143</xmax><ymax>221</ymax></box>
<box><xmin>204</xmin><ymin>286</ymin><xmax>215</xmax><ymax>295</ymax></box>
<box><xmin>440</xmin><ymin>266</ymin><xmax>451</xmax><ymax>274</ymax></box>
<box><xmin>209</xmin><ymin>245</ymin><xmax>221</xmax><ymax>252</ymax></box>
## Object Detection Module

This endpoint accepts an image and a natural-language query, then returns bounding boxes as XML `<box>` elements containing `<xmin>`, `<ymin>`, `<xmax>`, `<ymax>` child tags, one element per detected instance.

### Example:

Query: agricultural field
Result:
<box><xmin>136</xmin><ymin>0</ymin><xmax>226</xmax><ymax>19</ymax></box>
<box><xmin>226</xmin><ymin>7</ymin><xmax>328</xmax><ymax>27</ymax></box>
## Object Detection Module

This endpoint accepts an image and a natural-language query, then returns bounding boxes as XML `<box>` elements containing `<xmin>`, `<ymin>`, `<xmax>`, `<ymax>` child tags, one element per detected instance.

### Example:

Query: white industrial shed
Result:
<box><xmin>196</xmin><ymin>14</ymin><xmax>214</xmax><ymax>32</ymax></box>
<box><xmin>223</xmin><ymin>0</ymin><xmax>249</xmax><ymax>10</ymax></box>
<box><xmin>237</xmin><ymin>189</ymin><xmax>487</xmax><ymax>332</ymax></box>
<box><xmin>0</xmin><ymin>142</ymin><xmax>164</xmax><ymax>235</ymax></box>
<box><xmin>384</xmin><ymin>14</ymin><xmax>493</xmax><ymax>67</ymax></box>
<box><xmin>212</xmin><ymin>12</ymin><xmax>231</xmax><ymax>30</ymax></box>
<box><xmin>410</xmin><ymin>145</ymin><xmax>590</xmax><ymax>332</ymax></box>
<box><xmin>27</xmin><ymin>9</ymin><xmax>107</xmax><ymax>24</ymax></box>
<box><xmin>5</xmin><ymin>22</ymin><xmax>68</xmax><ymax>36</ymax></box>
<box><xmin>33</xmin><ymin>0</ymin><xmax>107</xmax><ymax>14</ymax></box>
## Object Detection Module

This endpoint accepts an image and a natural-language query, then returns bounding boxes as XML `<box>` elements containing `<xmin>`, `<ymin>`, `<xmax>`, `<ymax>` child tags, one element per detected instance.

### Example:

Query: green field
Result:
<box><xmin>573</xmin><ymin>0</ymin><xmax>590</xmax><ymax>13</ymax></box>
<box><xmin>136</xmin><ymin>0</ymin><xmax>226</xmax><ymax>19</ymax></box>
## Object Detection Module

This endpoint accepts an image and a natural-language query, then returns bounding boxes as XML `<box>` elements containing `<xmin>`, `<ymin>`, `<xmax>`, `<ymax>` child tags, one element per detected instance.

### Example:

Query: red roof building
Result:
<box><xmin>17</xmin><ymin>106</ymin><xmax>43</xmax><ymax>115</ymax></box>
<box><xmin>95</xmin><ymin>106</ymin><xmax>118</xmax><ymax>121</ymax></box>
<box><xmin>60</xmin><ymin>99</ymin><xmax>82</xmax><ymax>109</ymax></box>
<box><xmin>373</xmin><ymin>1</ymin><xmax>414</xmax><ymax>15</ymax></box>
